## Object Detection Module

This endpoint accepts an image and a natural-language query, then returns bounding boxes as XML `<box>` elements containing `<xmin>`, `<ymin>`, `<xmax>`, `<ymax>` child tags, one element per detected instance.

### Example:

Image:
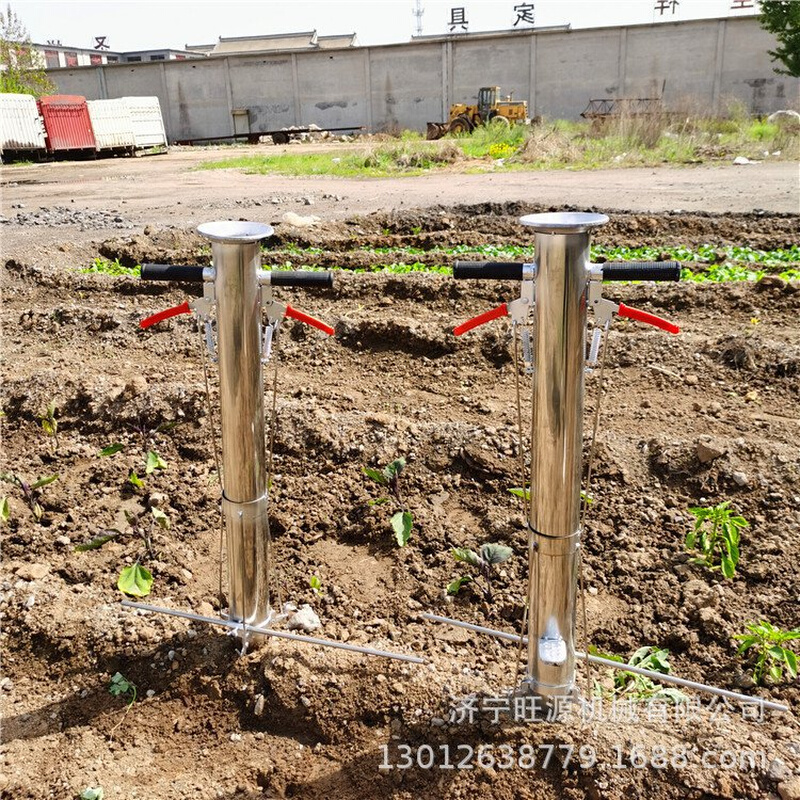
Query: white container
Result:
<box><xmin>0</xmin><ymin>93</ymin><xmax>46</xmax><ymax>153</ymax></box>
<box><xmin>87</xmin><ymin>98</ymin><xmax>135</xmax><ymax>150</ymax></box>
<box><xmin>122</xmin><ymin>96</ymin><xmax>168</xmax><ymax>149</ymax></box>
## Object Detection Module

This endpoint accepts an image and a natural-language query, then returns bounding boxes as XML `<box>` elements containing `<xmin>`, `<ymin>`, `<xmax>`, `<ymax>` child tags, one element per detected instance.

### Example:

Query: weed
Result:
<box><xmin>447</xmin><ymin>542</ymin><xmax>513</xmax><ymax>602</ymax></box>
<box><xmin>735</xmin><ymin>620</ymin><xmax>800</xmax><ymax>685</ymax></box>
<box><xmin>686</xmin><ymin>500</ymin><xmax>747</xmax><ymax>579</ymax></box>
<box><xmin>0</xmin><ymin>496</ymin><xmax>8</xmax><ymax>523</ymax></box>
<box><xmin>590</xmin><ymin>645</ymin><xmax>687</xmax><ymax>702</ymax></box>
<box><xmin>38</xmin><ymin>401</ymin><xmax>59</xmax><ymax>449</ymax></box>
<box><xmin>99</xmin><ymin>443</ymin><xmax>124</xmax><ymax>457</ymax></box>
<box><xmin>363</xmin><ymin>457</ymin><xmax>413</xmax><ymax>546</ymax></box>
<box><xmin>0</xmin><ymin>472</ymin><xmax>58</xmax><ymax>522</ymax></box>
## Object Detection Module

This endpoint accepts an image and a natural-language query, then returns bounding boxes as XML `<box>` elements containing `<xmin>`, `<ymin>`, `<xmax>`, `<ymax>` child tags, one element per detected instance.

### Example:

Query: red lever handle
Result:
<box><xmin>618</xmin><ymin>302</ymin><xmax>680</xmax><ymax>334</ymax></box>
<box><xmin>140</xmin><ymin>301</ymin><xmax>191</xmax><ymax>329</ymax></box>
<box><xmin>285</xmin><ymin>304</ymin><xmax>335</xmax><ymax>336</ymax></box>
<box><xmin>453</xmin><ymin>303</ymin><xmax>509</xmax><ymax>336</ymax></box>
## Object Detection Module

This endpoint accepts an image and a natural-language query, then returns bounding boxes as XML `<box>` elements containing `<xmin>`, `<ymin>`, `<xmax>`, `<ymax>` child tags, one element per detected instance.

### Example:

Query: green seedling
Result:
<box><xmin>0</xmin><ymin>496</ymin><xmax>9</xmax><ymax>524</ymax></box>
<box><xmin>363</xmin><ymin>457</ymin><xmax>413</xmax><ymax>546</ymax></box>
<box><xmin>107</xmin><ymin>671</ymin><xmax>138</xmax><ymax>739</ymax></box>
<box><xmin>686</xmin><ymin>500</ymin><xmax>747</xmax><ymax>579</ymax></box>
<box><xmin>448</xmin><ymin>542</ymin><xmax>513</xmax><ymax>602</ymax></box>
<box><xmin>0</xmin><ymin>472</ymin><xmax>58</xmax><ymax>522</ymax></box>
<box><xmin>109</xmin><ymin>672</ymin><xmax>137</xmax><ymax>704</ymax></box>
<box><xmin>145</xmin><ymin>450</ymin><xmax>167</xmax><ymax>474</ymax></box>
<box><xmin>80</xmin><ymin>789</ymin><xmax>104</xmax><ymax>800</ymax></box>
<box><xmin>117</xmin><ymin>563</ymin><xmax>154</xmax><ymax>598</ymax></box>
<box><xmin>38</xmin><ymin>401</ymin><xmax>59</xmax><ymax>448</ymax></box>
<box><xmin>99</xmin><ymin>443</ymin><xmax>124</xmax><ymax>457</ymax></box>
<box><xmin>128</xmin><ymin>470</ymin><xmax>145</xmax><ymax>489</ymax></box>
<box><xmin>590</xmin><ymin>645</ymin><xmax>687</xmax><ymax>703</ymax></box>
<box><xmin>309</xmin><ymin>574</ymin><xmax>324</xmax><ymax>596</ymax></box>
<box><xmin>735</xmin><ymin>620</ymin><xmax>800</xmax><ymax>685</ymax></box>
<box><xmin>76</xmin><ymin>506</ymin><xmax>167</xmax><ymax>597</ymax></box>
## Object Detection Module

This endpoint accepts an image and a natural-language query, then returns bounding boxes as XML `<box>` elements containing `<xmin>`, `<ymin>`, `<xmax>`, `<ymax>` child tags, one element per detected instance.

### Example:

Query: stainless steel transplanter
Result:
<box><xmin>132</xmin><ymin>220</ymin><xmax>423</xmax><ymax>665</ymax></box>
<box><xmin>431</xmin><ymin>212</ymin><xmax>784</xmax><ymax>714</ymax></box>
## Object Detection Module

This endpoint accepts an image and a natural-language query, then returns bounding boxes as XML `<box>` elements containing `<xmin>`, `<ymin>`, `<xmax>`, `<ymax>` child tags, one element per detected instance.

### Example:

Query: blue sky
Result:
<box><xmin>13</xmin><ymin>0</ymin><xmax>759</xmax><ymax>52</ymax></box>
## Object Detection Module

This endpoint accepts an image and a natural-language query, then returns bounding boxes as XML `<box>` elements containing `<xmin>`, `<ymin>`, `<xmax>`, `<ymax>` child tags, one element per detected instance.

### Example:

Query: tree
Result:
<box><xmin>758</xmin><ymin>0</ymin><xmax>800</xmax><ymax>77</ymax></box>
<box><xmin>0</xmin><ymin>3</ymin><xmax>55</xmax><ymax>95</ymax></box>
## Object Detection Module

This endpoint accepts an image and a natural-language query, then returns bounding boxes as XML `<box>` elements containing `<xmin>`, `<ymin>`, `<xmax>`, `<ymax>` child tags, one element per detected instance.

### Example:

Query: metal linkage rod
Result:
<box><xmin>123</xmin><ymin>601</ymin><xmax>426</xmax><ymax>664</ymax></box>
<box><xmin>423</xmin><ymin>614</ymin><xmax>788</xmax><ymax>713</ymax></box>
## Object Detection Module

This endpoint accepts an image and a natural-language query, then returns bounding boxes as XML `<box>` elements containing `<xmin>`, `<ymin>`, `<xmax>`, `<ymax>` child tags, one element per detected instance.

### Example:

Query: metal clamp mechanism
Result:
<box><xmin>257</xmin><ymin>270</ymin><xmax>335</xmax><ymax>362</ymax></box>
<box><xmin>138</xmin><ymin>267</ymin><xmax>335</xmax><ymax>364</ymax></box>
<box><xmin>585</xmin><ymin>265</ymin><xmax>680</xmax><ymax>367</ymax></box>
<box><xmin>452</xmin><ymin>262</ymin><xmax>537</xmax><ymax>336</ymax></box>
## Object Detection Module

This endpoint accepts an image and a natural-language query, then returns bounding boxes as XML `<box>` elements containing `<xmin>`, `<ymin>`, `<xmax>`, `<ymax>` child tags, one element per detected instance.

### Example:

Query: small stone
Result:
<box><xmin>430</xmin><ymin>717</ymin><xmax>445</xmax><ymax>727</ymax></box>
<box><xmin>254</xmin><ymin>694</ymin><xmax>265</xmax><ymax>716</ymax></box>
<box><xmin>148</xmin><ymin>492</ymin><xmax>167</xmax><ymax>508</ymax></box>
<box><xmin>55</xmin><ymin>535</ymin><xmax>71</xmax><ymax>546</ymax></box>
<box><xmin>230</xmin><ymin>733</ymin><xmax>242</xmax><ymax>742</ymax></box>
<box><xmin>732</xmin><ymin>471</ymin><xmax>749</xmax><ymax>487</ymax></box>
<box><xmin>779</xmin><ymin>777</ymin><xmax>800</xmax><ymax>800</ymax></box>
<box><xmin>197</xmin><ymin>601</ymin><xmax>216</xmax><ymax>618</ymax></box>
<box><xmin>0</xmin><ymin>678</ymin><xmax>13</xmax><ymax>691</ymax></box>
<box><xmin>696</xmin><ymin>438</ymin><xmax>726</xmax><ymax>464</ymax></box>
<box><xmin>24</xmin><ymin>596</ymin><xmax>36</xmax><ymax>608</ymax></box>
<box><xmin>769</xmin><ymin>758</ymin><xmax>791</xmax><ymax>781</ymax></box>
<box><xmin>286</xmin><ymin>604</ymin><xmax>321</xmax><ymax>633</ymax></box>
<box><xmin>15</xmin><ymin>564</ymin><xmax>49</xmax><ymax>581</ymax></box>
<box><xmin>146</xmin><ymin>689</ymin><xmax>156</xmax><ymax>698</ymax></box>
<box><xmin>300</xmin><ymin>695</ymin><xmax>311</xmax><ymax>707</ymax></box>
<box><xmin>685</xmin><ymin>374</ymin><xmax>699</xmax><ymax>385</ymax></box>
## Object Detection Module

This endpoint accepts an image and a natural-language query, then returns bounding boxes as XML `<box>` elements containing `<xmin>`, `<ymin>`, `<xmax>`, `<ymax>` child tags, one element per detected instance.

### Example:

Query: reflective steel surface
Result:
<box><xmin>522</xmin><ymin>213</ymin><xmax>608</xmax><ymax>702</ymax></box>
<box><xmin>199</xmin><ymin>222</ymin><xmax>272</xmax><ymax>625</ymax></box>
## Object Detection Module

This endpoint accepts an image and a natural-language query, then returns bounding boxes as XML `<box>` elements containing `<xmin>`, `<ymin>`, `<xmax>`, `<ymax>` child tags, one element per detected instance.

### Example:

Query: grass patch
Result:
<box><xmin>198</xmin><ymin>108</ymin><xmax>799</xmax><ymax>178</ymax></box>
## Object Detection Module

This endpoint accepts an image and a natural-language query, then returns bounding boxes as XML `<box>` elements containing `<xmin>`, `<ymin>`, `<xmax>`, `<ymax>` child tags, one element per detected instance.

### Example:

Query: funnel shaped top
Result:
<box><xmin>197</xmin><ymin>220</ymin><xmax>274</xmax><ymax>243</ymax></box>
<box><xmin>520</xmin><ymin>212</ymin><xmax>609</xmax><ymax>233</ymax></box>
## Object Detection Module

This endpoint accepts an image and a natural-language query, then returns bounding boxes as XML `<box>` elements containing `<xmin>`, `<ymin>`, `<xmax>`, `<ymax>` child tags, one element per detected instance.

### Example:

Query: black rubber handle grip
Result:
<box><xmin>453</xmin><ymin>261</ymin><xmax>525</xmax><ymax>280</ymax></box>
<box><xmin>270</xmin><ymin>270</ymin><xmax>333</xmax><ymax>288</ymax></box>
<box><xmin>140</xmin><ymin>263</ymin><xmax>204</xmax><ymax>282</ymax></box>
<box><xmin>601</xmin><ymin>261</ymin><xmax>681</xmax><ymax>282</ymax></box>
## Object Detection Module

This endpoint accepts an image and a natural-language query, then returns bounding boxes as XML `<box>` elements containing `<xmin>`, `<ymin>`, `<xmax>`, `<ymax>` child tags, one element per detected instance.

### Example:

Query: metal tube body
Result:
<box><xmin>521</xmin><ymin>212</ymin><xmax>608</xmax><ymax>703</ymax></box>
<box><xmin>198</xmin><ymin>221</ymin><xmax>273</xmax><ymax>626</ymax></box>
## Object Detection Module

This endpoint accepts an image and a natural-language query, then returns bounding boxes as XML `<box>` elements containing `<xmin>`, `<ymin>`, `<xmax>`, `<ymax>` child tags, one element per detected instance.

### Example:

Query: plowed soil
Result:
<box><xmin>1</xmin><ymin>149</ymin><xmax>799</xmax><ymax>800</ymax></box>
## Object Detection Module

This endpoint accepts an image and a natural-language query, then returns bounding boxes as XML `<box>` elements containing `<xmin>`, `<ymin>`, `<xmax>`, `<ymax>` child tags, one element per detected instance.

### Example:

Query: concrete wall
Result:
<box><xmin>48</xmin><ymin>17</ymin><xmax>799</xmax><ymax>142</ymax></box>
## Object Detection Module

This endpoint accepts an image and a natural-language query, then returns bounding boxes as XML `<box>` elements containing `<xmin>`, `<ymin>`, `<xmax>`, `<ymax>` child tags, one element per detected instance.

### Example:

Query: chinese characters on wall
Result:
<box><xmin>446</xmin><ymin>1</ymin><xmax>755</xmax><ymax>33</ymax></box>
<box><xmin>654</xmin><ymin>0</ymin><xmax>753</xmax><ymax>15</ymax></box>
<box><xmin>448</xmin><ymin>4</ymin><xmax>536</xmax><ymax>34</ymax></box>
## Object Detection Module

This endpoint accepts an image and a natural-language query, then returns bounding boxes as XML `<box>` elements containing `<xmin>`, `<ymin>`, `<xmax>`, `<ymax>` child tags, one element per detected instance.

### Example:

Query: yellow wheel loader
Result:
<box><xmin>426</xmin><ymin>86</ymin><xmax>529</xmax><ymax>140</ymax></box>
